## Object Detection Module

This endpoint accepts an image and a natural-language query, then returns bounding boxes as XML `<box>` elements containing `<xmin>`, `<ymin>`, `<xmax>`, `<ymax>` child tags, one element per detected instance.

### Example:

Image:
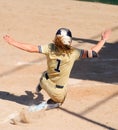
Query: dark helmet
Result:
<box><xmin>55</xmin><ymin>28</ymin><xmax>72</xmax><ymax>45</ymax></box>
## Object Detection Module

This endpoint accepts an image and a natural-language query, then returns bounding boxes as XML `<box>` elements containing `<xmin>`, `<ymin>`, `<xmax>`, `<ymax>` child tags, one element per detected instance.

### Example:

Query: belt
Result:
<box><xmin>45</xmin><ymin>73</ymin><xmax>64</xmax><ymax>89</ymax></box>
<box><xmin>56</xmin><ymin>85</ymin><xmax>64</xmax><ymax>88</ymax></box>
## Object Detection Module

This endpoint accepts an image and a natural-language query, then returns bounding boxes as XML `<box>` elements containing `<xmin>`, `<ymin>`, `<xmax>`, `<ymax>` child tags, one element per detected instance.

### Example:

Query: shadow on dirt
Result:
<box><xmin>60</xmin><ymin>107</ymin><xmax>117</xmax><ymax>130</ymax></box>
<box><xmin>70</xmin><ymin>40</ymin><xmax>118</xmax><ymax>84</ymax></box>
<box><xmin>71</xmin><ymin>26</ymin><xmax>118</xmax><ymax>84</ymax></box>
<box><xmin>0</xmin><ymin>90</ymin><xmax>44</xmax><ymax>106</ymax></box>
<box><xmin>60</xmin><ymin>91</ymin><xmax>118</xmax><ymax>130</ymax></box>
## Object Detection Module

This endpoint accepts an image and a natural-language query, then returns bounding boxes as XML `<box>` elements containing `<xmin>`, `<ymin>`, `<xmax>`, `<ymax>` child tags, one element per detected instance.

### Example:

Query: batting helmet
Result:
<box><xmin>55</xmin><ymin>28</ymin><xmax>72</xmax><ymax>45</ymax></box>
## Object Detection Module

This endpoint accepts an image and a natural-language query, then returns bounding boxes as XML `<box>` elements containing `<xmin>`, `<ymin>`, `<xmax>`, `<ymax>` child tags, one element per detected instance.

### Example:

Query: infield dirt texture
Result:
<box><xmin>0</xmin><ymin>0</ymin><xmax>118</xmax><ymax>130</ymax></box>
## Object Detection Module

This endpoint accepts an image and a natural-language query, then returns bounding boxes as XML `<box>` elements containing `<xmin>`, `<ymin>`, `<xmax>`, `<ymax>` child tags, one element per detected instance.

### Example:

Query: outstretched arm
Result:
<box><xmin>91</xmin><ymin>29</ymin><xmax>111</xmax><ymax>53</ymax></box>
<box><xmin>3</xmin><ymin>35</ymin><xmax>39</xmax><ymax>53</ymax></box>
<box><xmin>80</xmin><ymin>29</ymin><xmax>111</xmax><ymax>58</ymax></box>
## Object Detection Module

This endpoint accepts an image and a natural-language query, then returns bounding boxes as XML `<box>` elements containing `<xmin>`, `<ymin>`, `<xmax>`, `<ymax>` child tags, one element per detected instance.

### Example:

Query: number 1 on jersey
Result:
<box><xmin>55</xmin><ymin>59</ymin><xmax>61</xmax><ymax>72</ymax></box>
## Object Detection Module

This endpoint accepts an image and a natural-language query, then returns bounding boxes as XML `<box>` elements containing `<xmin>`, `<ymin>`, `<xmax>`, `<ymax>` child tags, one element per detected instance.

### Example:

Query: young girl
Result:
<box><xmin>3</xmin><ymin>28</ymin><xmax>111</xmax><ymax>109</ymax></box>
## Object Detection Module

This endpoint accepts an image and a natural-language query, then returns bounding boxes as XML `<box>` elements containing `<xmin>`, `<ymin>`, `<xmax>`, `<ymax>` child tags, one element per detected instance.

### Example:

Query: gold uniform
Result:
<box><xmin>39</xmin><ymin>43</ymin><xmax>81</xmax><ymax>103</ymax></box>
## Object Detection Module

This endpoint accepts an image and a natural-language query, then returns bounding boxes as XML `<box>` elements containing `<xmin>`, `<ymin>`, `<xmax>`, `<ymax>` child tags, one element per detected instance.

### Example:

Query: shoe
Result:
<box><xmin>36</xmin><ymin>84</ymin><xmax>42</xmax><ymax>93</ymax></box>
<box><xmin>46</xmin><ymin>102</ymin><xmax>59</xmax><ymax>110</ymax></box>
<box><xmin>28</xmin><ymin>101</ymin><xmax>59</xmax><ymax>112</ymax></box>
<box><xmin>28</xmin><ymin>101</ymin><xmax>47</xmax><ymax>112</ymax></box>
<box><xmin>46</xmin><ymin>99</ymin><xmax>60</xmax><ymax>110</ymax></box>
<box><xmin>47</xmin><ymin>99</ymin><xmax>57</xmax><ymax>104</ymax></box>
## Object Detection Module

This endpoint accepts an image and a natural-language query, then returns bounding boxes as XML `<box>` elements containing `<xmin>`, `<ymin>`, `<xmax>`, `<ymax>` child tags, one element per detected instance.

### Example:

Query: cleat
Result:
<box><xmin>28</xmin><ymin>100</ymin><xmax>59</xmax><ymax>112</ymax></box>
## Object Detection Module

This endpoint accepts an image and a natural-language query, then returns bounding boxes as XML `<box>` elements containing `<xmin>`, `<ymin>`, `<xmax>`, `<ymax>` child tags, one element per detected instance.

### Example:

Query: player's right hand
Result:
<box><xmin>3</xmin><ymin>35</ymin><xmax>15</xmax><ymax>45</ymax></box>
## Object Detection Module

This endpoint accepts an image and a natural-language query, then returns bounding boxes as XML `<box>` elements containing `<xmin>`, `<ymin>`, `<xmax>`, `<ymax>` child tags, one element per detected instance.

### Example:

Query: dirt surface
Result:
<box><xmin>0</xmin><ymin>0</ymin><xmax>118</xmax><ymax>130</ymax></box>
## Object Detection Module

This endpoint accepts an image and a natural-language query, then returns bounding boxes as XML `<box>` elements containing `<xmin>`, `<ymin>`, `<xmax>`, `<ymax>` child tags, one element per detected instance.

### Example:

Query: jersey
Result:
<box><xmin>39</xmin><ymin>43</ymin><xmax>81</xmax><ymax>86</ymax></box>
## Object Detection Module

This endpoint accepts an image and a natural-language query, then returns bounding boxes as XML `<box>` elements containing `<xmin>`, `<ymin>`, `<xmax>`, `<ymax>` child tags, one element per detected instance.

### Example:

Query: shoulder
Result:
<box><xmin>39</xmin><ymin>43</ymin><xmax>56</xmax><ymax>54</ymax></box>
<box><xmin>70</xmin><ymin>47</ymin><xmax>83</xmax><ymax>60</ymax></box>
<box><xmin>72</xmin><ymin>47</ymin><xmax>81</xmax><ymax>54</ymax></box>
<box><xmin>48</xmin><ymin>43</ymin><xmax>57</xmax><ymax>51</ymax></box>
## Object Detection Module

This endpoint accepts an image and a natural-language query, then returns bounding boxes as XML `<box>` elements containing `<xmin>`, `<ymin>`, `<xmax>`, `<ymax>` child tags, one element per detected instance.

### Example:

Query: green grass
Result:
<box><xmin>78</xmin><ymin>0</ymin><xmax>118</xmax><ymax>5</ymax></box>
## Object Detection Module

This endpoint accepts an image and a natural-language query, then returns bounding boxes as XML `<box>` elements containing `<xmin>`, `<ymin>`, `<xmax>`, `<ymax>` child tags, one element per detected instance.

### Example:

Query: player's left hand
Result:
<box><xmin>101</xmin><ymin>29</ymin><xmax>111</xmax><ymax>41</ymax></box>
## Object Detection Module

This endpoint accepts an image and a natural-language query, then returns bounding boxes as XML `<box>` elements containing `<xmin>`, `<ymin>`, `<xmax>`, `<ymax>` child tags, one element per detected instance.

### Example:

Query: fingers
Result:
<box><xmin>3</xmin><ymin>35</ymin><xmax>14</xmax><ymax>45</ymax></box>
<box><xmin>104</xmin><ymin>29</ymin><xmax>111</xmax><ymax>36</ymax></box>
<box><xmin>102</xmin><ymin>29</ymin><xmax>111</xmax><ymax>41</ymax></box>
<box><xmin>3</xmin><ymin>35</ymin><xmax>10</xmax><ymax>40</ymax></box>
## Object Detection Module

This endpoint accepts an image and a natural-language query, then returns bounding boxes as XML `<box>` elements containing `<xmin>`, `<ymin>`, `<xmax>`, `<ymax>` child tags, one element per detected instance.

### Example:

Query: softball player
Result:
<box><xmin>3</xmin><ymin>28</ymin><xmax>111</xmax><ymax>109</ymax></box>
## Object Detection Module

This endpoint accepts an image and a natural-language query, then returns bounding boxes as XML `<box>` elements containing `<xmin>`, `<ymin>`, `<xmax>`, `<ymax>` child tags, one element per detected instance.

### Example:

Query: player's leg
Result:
<box><xmin>39</xmin><ymin>72</ymin><xmax>67</xmax><ymax>108</ymax></box>
<box><xmin>36</xmin><ymin>83</ymin><xmax>42</xmax><ymax>93</ymax></box>
<box><xmin>45</xmin><ymin>98</ymin><xmax>60</xmax><ymax>109</ymax></box>
<box><xmin>47</xmin><ymin>98</ymin><xmax>57</xmax><ymax>104</ymax></box>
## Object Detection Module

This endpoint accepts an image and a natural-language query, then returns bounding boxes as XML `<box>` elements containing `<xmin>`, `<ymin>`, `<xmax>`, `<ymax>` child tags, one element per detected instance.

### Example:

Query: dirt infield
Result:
<box><xmin>0</xmin><ymin>0</ymin><xmax>118</xmax><ymax>130</ymax></box>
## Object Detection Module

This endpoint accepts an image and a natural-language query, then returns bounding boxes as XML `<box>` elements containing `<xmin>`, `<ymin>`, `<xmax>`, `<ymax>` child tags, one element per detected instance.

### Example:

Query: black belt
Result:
<box><xmin>56</xmin><ymin>85</ymin><xmax>64</xmax><ymax>88</ymax></box>
<box><xmin>45</xmin><ymin>73</ymin><xmax>64</xmax><ymax>89</ymax></box>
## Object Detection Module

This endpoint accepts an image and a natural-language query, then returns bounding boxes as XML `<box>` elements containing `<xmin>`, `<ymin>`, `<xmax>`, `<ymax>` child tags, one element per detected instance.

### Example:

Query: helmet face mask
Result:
<box><xmin>55</xmin><ymin>28</ymin><xmax>72</xmax><ymax>45</ymax></box>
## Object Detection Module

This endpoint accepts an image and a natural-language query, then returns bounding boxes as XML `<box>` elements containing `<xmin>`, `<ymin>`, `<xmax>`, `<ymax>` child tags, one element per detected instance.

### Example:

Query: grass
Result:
<box><xmin>77</xmin><ymin>0</ymin><xmax>118</xmax><ymax>5</ymax></box>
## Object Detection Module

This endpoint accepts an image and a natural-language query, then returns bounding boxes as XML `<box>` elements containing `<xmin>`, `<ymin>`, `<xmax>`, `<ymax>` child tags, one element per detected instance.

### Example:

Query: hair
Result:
<box><xmin>53</xmin><ymin>35</ymin><xmax>73</xmax><ymax>55</ymax></box>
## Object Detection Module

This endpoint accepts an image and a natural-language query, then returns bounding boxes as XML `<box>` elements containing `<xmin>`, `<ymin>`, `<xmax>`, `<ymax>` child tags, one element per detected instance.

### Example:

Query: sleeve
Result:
<box><xmin>38</xmin><ymin>44</ymin><xmax>50</xmax><ymax>55</ymax></box>
<box><xmin>79</xmin><ymin>49</ymin><xmax>98</xmax><ymax>59</ymax></box>
<box><xmin>79</xmin><ymin>49</ymin><xmax>88</xmax><ymax>59</ymax></box>
<box><xmin>73</xmin><ymin>48</ymin><xmax>93</xmax><ymax>60</ymax></box>
<box><xmin>73</xmin><ymin>48</ymin><xmax>82</xmax><ymax>60</ymax></box>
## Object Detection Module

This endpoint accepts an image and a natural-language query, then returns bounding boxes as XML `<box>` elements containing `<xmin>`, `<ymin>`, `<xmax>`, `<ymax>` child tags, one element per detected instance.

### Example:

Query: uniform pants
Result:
<box><xmin>40</xmin><ymin>72</ymin><xmax>67</xmax><ymax>104</ymax></box>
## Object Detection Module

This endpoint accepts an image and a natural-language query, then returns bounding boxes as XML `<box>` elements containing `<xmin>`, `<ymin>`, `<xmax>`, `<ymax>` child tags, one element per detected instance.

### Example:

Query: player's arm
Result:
<box><xmin>91</xmin><ymin>29</ymin><xmax>111</xmax><ymax>53</ymax></box>
<box><xmin>3</xmin><ymin>35</ymin><xmax>40</xmax><ymax>53</ymax></box>
<box><xmin>80</xmin><ymin>29</ymin><xmax>111</xmax><ymax>58</ymax></box>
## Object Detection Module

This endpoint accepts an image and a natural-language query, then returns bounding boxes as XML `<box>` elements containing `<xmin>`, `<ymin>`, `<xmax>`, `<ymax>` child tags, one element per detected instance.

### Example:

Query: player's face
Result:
<box><xmin>68</xmin><ymin>41</ymin><xmax>72</xmax><ymax>46</ymax></box>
